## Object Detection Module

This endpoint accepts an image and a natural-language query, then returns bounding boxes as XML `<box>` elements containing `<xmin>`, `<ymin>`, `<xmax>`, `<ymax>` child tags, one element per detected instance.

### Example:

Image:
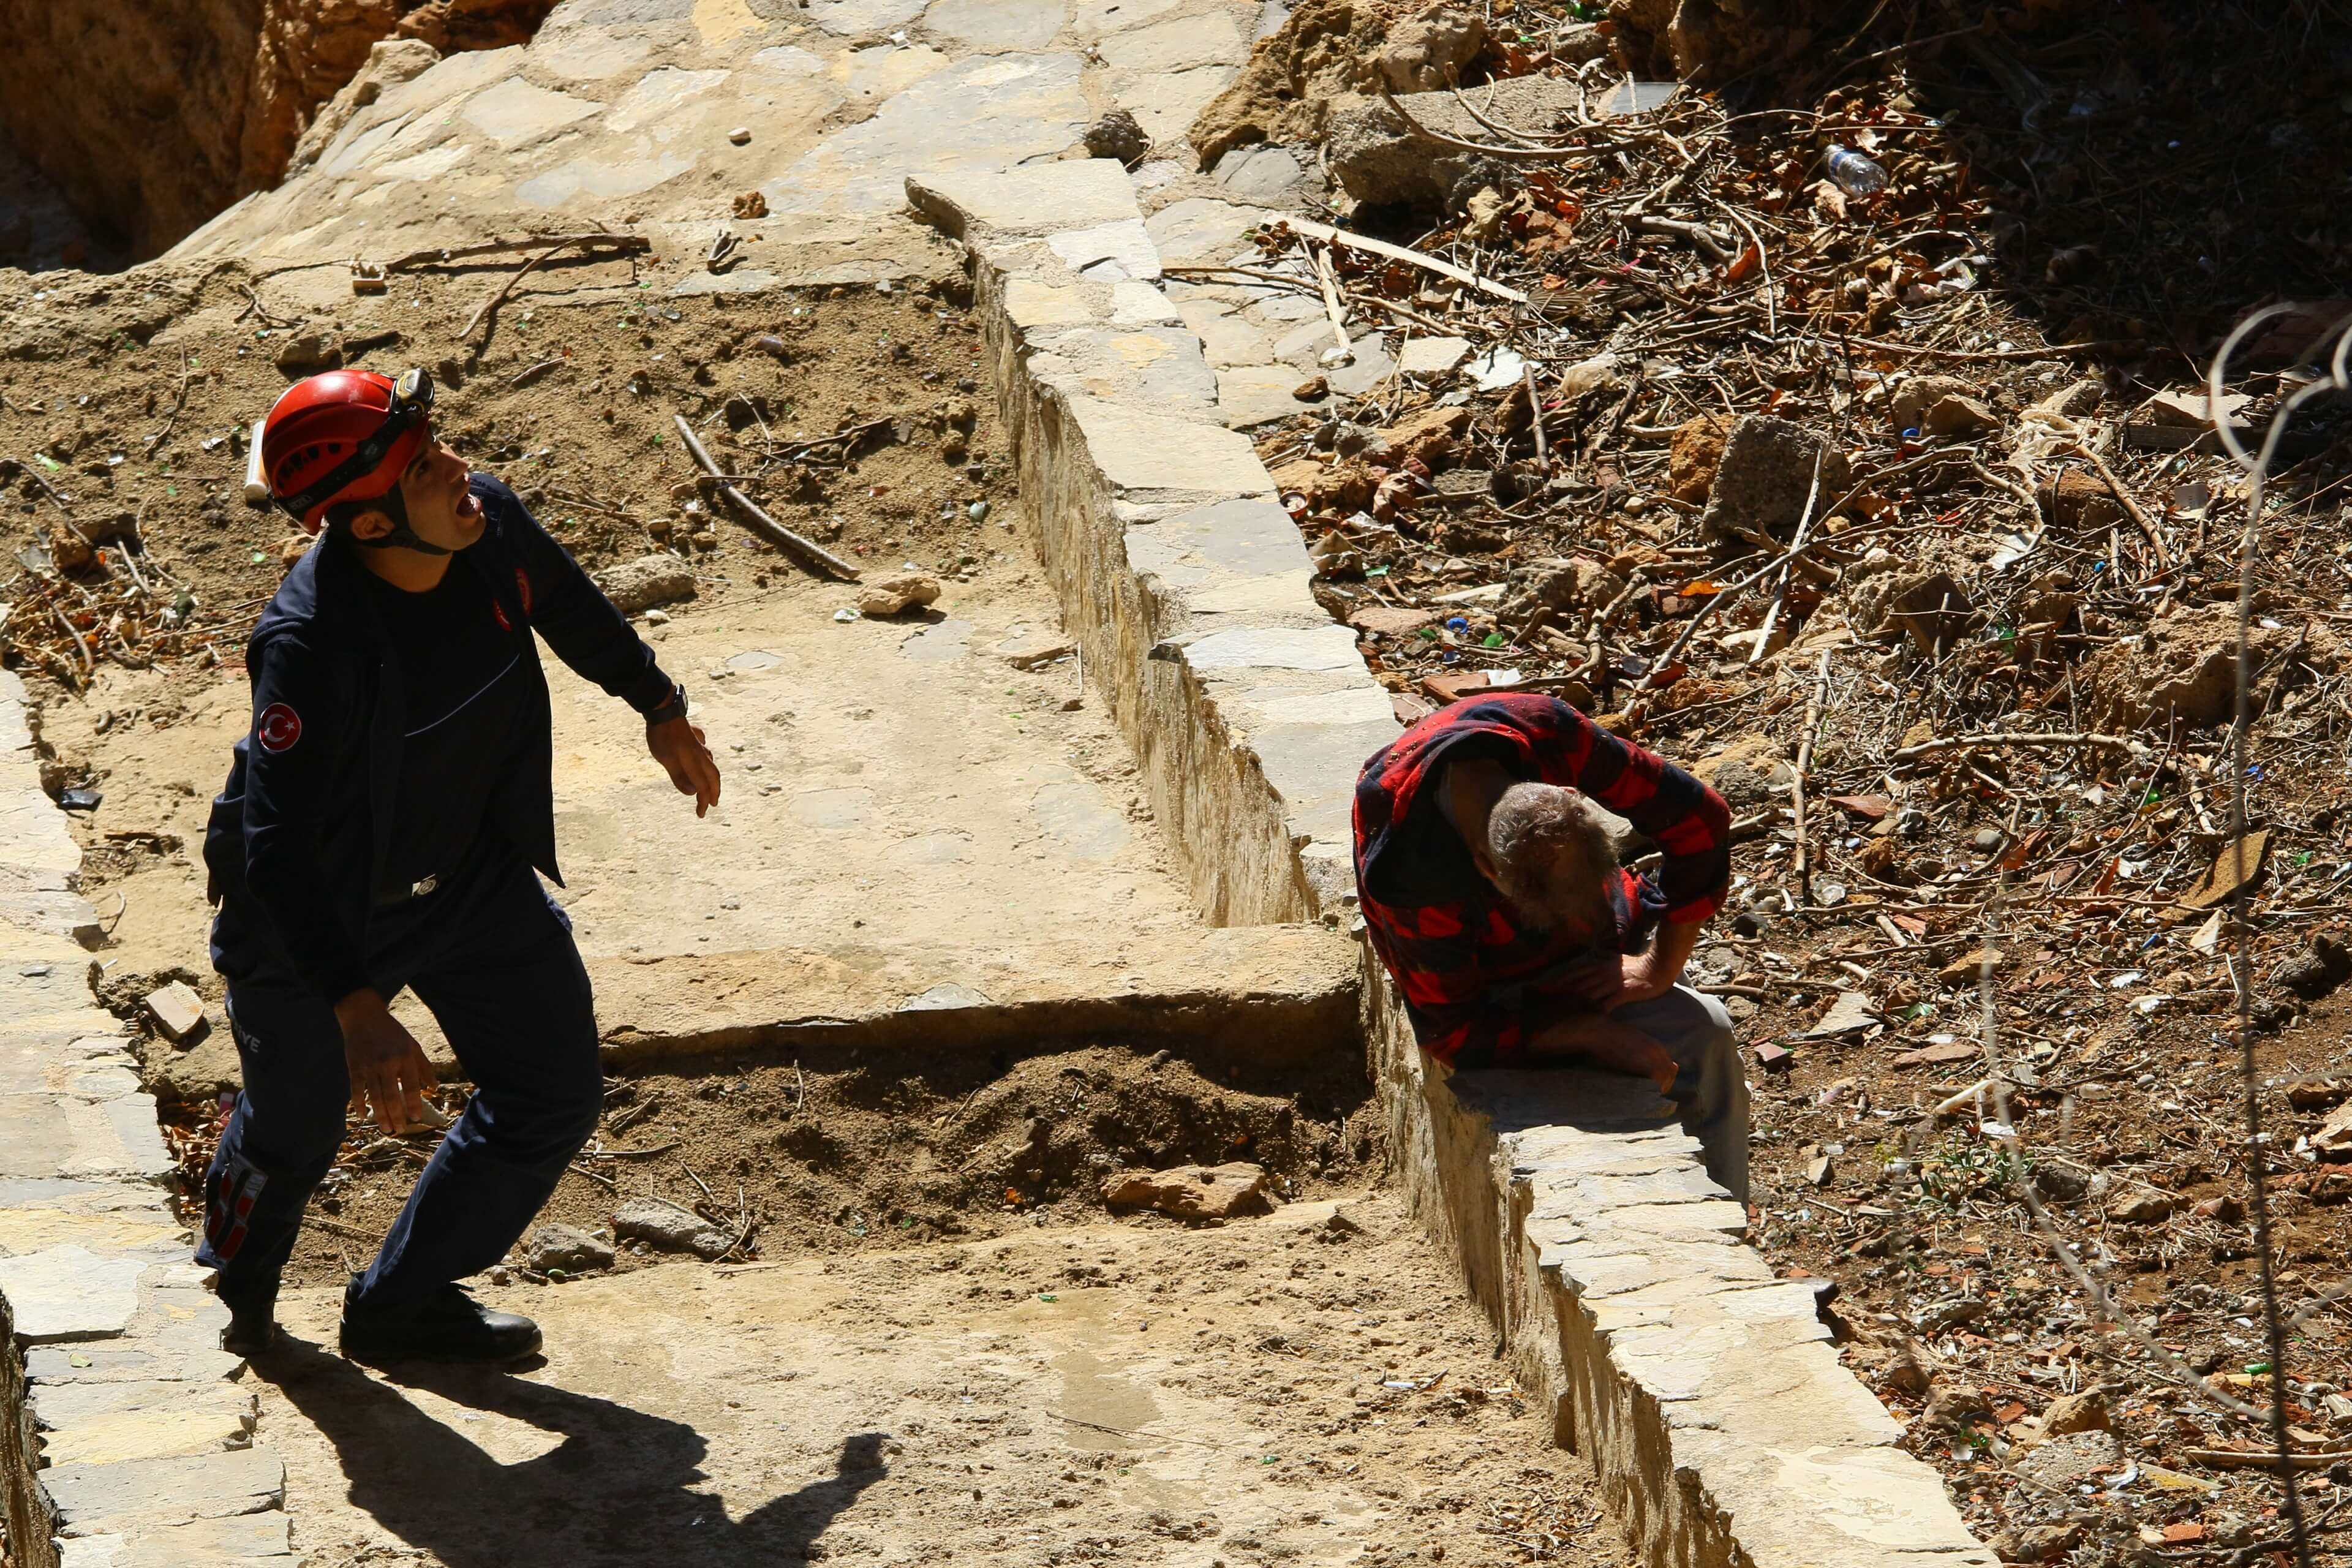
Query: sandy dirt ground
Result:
<box><xmin>248</xmin><ymin>1190</ymin><xmax>1631</xmax><ymax>1567</ymax></box>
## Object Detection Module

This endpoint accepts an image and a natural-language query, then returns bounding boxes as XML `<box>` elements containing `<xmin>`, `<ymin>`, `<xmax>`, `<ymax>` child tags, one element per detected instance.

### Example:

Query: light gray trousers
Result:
<box><xmin>1610</xmin><ymin>984</ymin><xmax>1751</xmax><ymax>1205</ymax></box>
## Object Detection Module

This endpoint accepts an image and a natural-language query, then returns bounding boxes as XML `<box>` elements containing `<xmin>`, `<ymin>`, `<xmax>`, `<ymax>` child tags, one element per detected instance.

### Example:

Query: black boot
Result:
<box><xmin>339</xmin><ymin>1277</ymin><xmax>542</xmax><ymax>1365</ymax></box>
<box><xmin>218</xmin><ymin>1283</ymin><xmax>282</xmax><ymax>1357</ymax></box>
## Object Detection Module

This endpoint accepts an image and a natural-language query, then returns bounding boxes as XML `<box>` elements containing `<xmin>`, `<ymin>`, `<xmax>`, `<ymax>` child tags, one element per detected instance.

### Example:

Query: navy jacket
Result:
<box><xmin>204</xmin><ymin>475</ymin><xmax>674</xmax><ymax>1003</ymax></box>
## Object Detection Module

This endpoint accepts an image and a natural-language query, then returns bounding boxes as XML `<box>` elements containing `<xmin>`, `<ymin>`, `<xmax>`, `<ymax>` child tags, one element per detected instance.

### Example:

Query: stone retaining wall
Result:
<box><xmin>918</xmin><ymin>160</ymin><xmax>1997</xmax><ymax>1568</ymax></box>
<box><xmin>908</xmin><ymin>162</ymin><xmax>1398</xmax><ymax>927</ymax></box>
<box><xmin>0</xmin><ymin>671</ymin><xmax>286</xmax><ymax>1568</ymax></box>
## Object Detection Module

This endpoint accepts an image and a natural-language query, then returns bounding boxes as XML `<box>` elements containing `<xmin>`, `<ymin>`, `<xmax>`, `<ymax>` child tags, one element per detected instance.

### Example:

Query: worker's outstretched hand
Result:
<box><xmin>334</xmin><ymin>989</ymin><xmax>435</xmax><ymax>1134</ymax></box>
<box><xmin>649</xmin><ymin>717</ymin><xmax>722</xmax><ymax>817</ymax></box>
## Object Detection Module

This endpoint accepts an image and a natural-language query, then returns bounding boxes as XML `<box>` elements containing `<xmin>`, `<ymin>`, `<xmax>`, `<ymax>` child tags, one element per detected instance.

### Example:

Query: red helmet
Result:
<box><xmin>262</xmin><ymin>369</ymin><xmax>435</xmax><ymax>533</ymax></box>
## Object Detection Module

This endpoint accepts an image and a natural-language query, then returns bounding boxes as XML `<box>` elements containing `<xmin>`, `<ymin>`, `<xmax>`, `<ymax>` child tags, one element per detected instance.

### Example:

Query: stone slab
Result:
<box><xmin>1096</xmin><ymin>10</ymin><xmax>1244</xmax><ymax>70</ymax></box>
<box><xmin>1366</xmin><ymin>960</ymin><xmax>1996</xmax><ymax>1568</ymax></box>
<box><xmin>907</xmin><ymin>159</ymin><xmax>1141</xmax><ymax>238</ymax></box>
<box><xmin>1216</xmin><ymin>363</ymin><xmax>1327</xmax><ymax>426</ymax></box>
<box><xmin>58</xmin><ymin>1510</ymin><xmax>292</xmax><ymax>1567</ymax></box>
<box><xmin>42</xmin><ymin>1447</ymin><xmax>286</xmax><ymax>1534</ymax></box>
<box><xmin>41</xmin><ymin>1406</ymin><xmax>259</xmax><ymax>1466</ymax></box>
<box><xmin>924</xmin><ymin>0</ymin><xmax>1069</xmax><ymax>50</ymax></box>
<box><xmin>1066</xmin><ymin>396</ymin><xmax>1272</xmax><ymax>499</ymax></box>
<box><xmin>0</xmin><ymin>1245</ymin><xmax>143</xmax><ymax>1343</ymax></box>
<box><xmin>1047</xmin><ymin>218</ymin><xmax>1162</xmax><ymax>280</ymax></box>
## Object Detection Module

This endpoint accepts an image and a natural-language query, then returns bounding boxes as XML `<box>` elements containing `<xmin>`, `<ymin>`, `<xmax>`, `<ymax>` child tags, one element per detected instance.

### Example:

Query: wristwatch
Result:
<box><xmin>644</xmin><ymin>682</ymin><xmax>688</xmax><ymax>728</ymax></box>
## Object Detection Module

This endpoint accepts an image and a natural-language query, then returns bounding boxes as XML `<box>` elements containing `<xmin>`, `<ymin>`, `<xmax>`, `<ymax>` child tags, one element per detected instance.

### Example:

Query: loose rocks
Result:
<box><xmin>143</xmin><ymin>981</ymin><xmax>208</xmax><ymax>1044</ymax></box>
<box><xmin>2037</xmin><ymin>1390</ymin><xmax>2113</xmax><ymax>1436</ymax></box>
<box><xmin>1668</xmin><ymin>412</ymin><xmax>1733</xmax><ymax>503</ymax></box>
<box><xmin>2011</xmin><ymin>1430</ymin><xmax>2125</xmax><ymax>1491</ymax></box>
<box><xmin>1921</xmin><ymin>1382</ymin><xmax>1991</xmax><ymax>1429</ymax></box>
<box><xmin>1083</xmin><ymin>109</ymin><xmax>1149</xmax><ymax>164</ymax></box>
<box><xmin>1693</xmin><ymin>733</ymin><xmax>1794</xmax><ymax>812</ymax></box>
<box><xmin>1101</xmin><ymin>1162</ymin><xmax>1272</xmax><ymax>1220</ymax></box>
<box><xmin>2275</xmin><ymin>935</ymin><xmax>2352</xmax><ymax>1000</ymax></box>
<box><xmin>858</xmin><ymin>572</ymin><xmax>943</xmax><ymax>617</ymax></box>
<box><xmin>1373</xmin><ymin>7</ymin><xmax>1485</xmax><ymax>91</ymax></box>
<box><xmin>1991</xmin><ymin>1523</ymin><xmax>2084</xmax><ymax>1563</ymax></box>
<box><xmin>2081</xmin><ymin>606</ymin><xmax>2340</xmax><ymax>731</ymax></box>
<box><xmin>524</xmin><ymin>1224</ymin><xmax>614</xmax><ymax>1276</ymax></box>
<box><xmin>1697</xmin><ymin>415</ymin><xmax>1850</xmax><ymax>543</ymax></box>
<box><xmin>273</xmin><ymin>330</ymin><xmax>343</xmax><ymax>375</ymax></box>
<box><xmin>2106</xmin><ymin>1190</ymin><xmax>2174</xmax><ymax>1223</ymax></box>
<box><xmin>593</xmin><ymin>555</ymin><xmax>697</xmax><ymax>614</ymax></box>
<box><xmin>613</xmin><ymin>1197</ymin><xmax>734</xmax><ymax>1259</ymax></box>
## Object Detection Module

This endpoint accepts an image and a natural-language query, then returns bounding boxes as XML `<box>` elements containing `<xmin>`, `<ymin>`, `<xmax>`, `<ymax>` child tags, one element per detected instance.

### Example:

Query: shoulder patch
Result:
<box><xmin>257</xmin><ymin>703</ymin><xmax>303</xmax><ymax>753</ymax></box>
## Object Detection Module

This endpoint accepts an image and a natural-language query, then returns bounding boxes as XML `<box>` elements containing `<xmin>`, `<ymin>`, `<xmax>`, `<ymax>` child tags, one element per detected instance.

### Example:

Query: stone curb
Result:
<box><xmin>907</xmin><ymin>164</ymin><xmax>1397</xmax><ymax>927</ymax></box>
<box><xmin>0</xmin><ymin>670</ymin><xmax>288</xmax><ymax>1568</ymax></box>
<box><xmin>1367</xmin><ymin>954</ymin><xmax>1996</xmax><ymax>1568</ymax></box>
<box><xmin>911</xmin><ymin>160</ymin><xmax>1994</xmax><ymax>1568</ymax></box>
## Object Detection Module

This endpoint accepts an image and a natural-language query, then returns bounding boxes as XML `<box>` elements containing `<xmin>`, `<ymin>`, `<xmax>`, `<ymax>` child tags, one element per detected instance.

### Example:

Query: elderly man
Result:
<box><xmin>1353</xmin><ymin>692</ymin><xmax>1746</xmax><ymax>1200</ymax></box>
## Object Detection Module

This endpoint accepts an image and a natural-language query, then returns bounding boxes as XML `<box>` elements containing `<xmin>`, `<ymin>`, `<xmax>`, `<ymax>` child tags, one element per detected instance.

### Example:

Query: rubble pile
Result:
<box><xmin>1179</xmin><ymin>0</ymin><xmax>2352</xmax><ymax>1552</ymax></box>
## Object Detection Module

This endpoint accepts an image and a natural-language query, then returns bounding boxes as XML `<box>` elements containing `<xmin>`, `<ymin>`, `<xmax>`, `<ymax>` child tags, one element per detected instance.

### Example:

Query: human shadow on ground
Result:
<box><xmin>259</xmin><ymin>1339</ymin><xmax>888</xmax><ymax>1566</ymax></box>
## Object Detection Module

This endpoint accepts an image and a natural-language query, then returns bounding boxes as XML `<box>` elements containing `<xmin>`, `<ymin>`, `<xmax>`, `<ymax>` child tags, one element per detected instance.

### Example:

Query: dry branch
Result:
<box><xmin>671</xmin><ymin>414</ymin><xmax>861</xmax><ymax>582</ymax></box>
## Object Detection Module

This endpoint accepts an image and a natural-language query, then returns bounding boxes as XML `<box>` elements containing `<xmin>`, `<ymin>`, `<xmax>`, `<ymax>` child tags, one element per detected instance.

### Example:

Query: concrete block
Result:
<box><xmin>0</xmin><ymin>1245</ymin><xmax>143</xmax><ymax>1342</ymax></box>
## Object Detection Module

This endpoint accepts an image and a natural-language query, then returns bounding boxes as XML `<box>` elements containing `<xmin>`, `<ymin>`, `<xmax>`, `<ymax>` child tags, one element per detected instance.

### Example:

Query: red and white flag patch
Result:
<box><xmin>257</xmin><ymin>703</ymin><xmax>303</xmax><ymax>753</ymax></box>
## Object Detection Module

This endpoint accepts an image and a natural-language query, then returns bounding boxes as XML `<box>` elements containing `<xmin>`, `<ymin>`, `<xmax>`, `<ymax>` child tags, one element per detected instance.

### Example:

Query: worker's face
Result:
<box><xmin>349</xmin><ymin>433</ymin><xmax>484</xmax><ymax>552</ymax></box>
<box><xmin>394</xmin><ymin>434</ymin><xmax>486</xmax><ymax>551</ymax></box>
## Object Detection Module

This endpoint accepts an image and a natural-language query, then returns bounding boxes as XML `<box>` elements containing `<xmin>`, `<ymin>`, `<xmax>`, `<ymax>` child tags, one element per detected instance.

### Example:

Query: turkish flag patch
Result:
<box><xmin>257</xmin><ymin>703</ymin><xmax>302</xmax><ymax>753</ymax></box>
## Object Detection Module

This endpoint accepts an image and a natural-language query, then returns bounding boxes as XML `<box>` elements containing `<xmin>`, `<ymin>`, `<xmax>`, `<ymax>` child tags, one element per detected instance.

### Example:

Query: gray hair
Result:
<box><xmin>1486</xmin><ymin>783</ymin><xmax>1618</xmax><ymax>932</ymax></box>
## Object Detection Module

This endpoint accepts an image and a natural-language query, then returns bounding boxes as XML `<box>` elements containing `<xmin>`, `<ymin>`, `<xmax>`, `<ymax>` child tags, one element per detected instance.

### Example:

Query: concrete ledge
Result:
<box><xmin>585</xmin><ymin>924</ymin><xmax>1361</xmax><ymax>1066</ymax></box>
<box><xmin>909</xmin><ymin>164</ymin><xmax>1393</xmax><ymax>925</ymax></box>
<box><xmin>0</xmin><ymin>671</ymin><xmax>287</xmax><ymax>1568</ymax></box>
<box><xmin>1366</xmin><ymin>951</ymin><xmax>1994</xmax><ymax>1568</ymax></box>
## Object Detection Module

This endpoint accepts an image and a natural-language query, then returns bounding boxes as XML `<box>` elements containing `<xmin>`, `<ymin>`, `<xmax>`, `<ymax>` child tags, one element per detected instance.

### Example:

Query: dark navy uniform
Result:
<box><xmin>198</xmin><ymin>474</ymin><xmax>675</xmax><ymax>1313</ymax></box>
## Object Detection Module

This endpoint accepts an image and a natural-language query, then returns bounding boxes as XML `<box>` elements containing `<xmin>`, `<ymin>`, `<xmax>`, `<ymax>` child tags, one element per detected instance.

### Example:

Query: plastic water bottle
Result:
<box><xmin>1824</xmin><ymin>144</ymin><xmax>1888</xmax><ymax>197</ymax></box>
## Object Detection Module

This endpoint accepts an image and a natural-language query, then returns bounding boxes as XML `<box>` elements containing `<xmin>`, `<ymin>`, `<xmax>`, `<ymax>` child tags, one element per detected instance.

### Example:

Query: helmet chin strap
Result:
<box><xmin>353</xmin><ymin>522</ymin><xmax>453</xmax><ymax>557</ymax></box>
<box><xmin>348</xmin><ymin>491</ymin><xmax>453</xmax><ymax>557</ymax></box>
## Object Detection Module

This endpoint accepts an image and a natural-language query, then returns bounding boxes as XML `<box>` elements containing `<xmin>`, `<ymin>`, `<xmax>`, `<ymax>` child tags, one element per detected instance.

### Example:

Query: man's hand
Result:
<box><xmin>1562</xmin><ymin>917</ymin><xmax>1706</xmax><ymax>1010</ymax></box>
<box><xmin>649</xmin><ymin>717</ymin><xmax>721</xmax><ymax>817</ymax></box>
<box><xmin>1560</xmin><ymin>949</ymin><xmax>1680</xmax><ymax>1010</ymax></box>
<box><xmin>334</xmin><ymin>989</ymin><xmax>434</xmax><ymax>1134</ymax></box>
<box><xmin>1528</xmin><ymin>1011</ymin><xmax>1677</xmax><ymax>1095</ymax></box>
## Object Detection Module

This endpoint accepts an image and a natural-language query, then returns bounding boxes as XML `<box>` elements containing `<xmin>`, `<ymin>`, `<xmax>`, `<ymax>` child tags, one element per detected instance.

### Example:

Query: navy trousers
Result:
<box><xmin>197</xmin><ymin>853</ymin><xmax>601</xmax><ymax>1311</ymax></box>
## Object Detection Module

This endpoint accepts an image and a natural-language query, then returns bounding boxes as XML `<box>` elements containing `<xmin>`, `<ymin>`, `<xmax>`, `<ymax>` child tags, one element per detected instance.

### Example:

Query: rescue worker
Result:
<box><xmin>199</xmin><ymin>368</ymin><xmax>722</xmax><ymax>1363</ymax></box>
<box><xmin>1352</xmin><ymin>693</ymin><xmax>1747</xmax><ymax>1201</ymax></box>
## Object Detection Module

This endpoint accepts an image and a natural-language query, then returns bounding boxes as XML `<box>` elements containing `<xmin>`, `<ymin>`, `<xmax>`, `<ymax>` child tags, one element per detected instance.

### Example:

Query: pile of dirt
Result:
<box><xmin>157</xmin><ymin>1042</ymin><xmax>1386</xmax><ymax>1289</ymax></box>
<box><xmin>1188</xmin><ymin>0</ymin><xmax>1449</xmax><ymax>168</ymax></box>
<box><xmin>0</xmin><ymin>255</ymin><xmax>1012</xmax><ymax>687</ymax></box>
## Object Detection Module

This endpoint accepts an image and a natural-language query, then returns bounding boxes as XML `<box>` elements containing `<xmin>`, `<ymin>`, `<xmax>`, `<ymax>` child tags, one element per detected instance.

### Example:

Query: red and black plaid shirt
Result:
<box><xmin>1353</xmin><ymin>693</ymin><xmax>1730</xmax><ymax>1068</ymax></box>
